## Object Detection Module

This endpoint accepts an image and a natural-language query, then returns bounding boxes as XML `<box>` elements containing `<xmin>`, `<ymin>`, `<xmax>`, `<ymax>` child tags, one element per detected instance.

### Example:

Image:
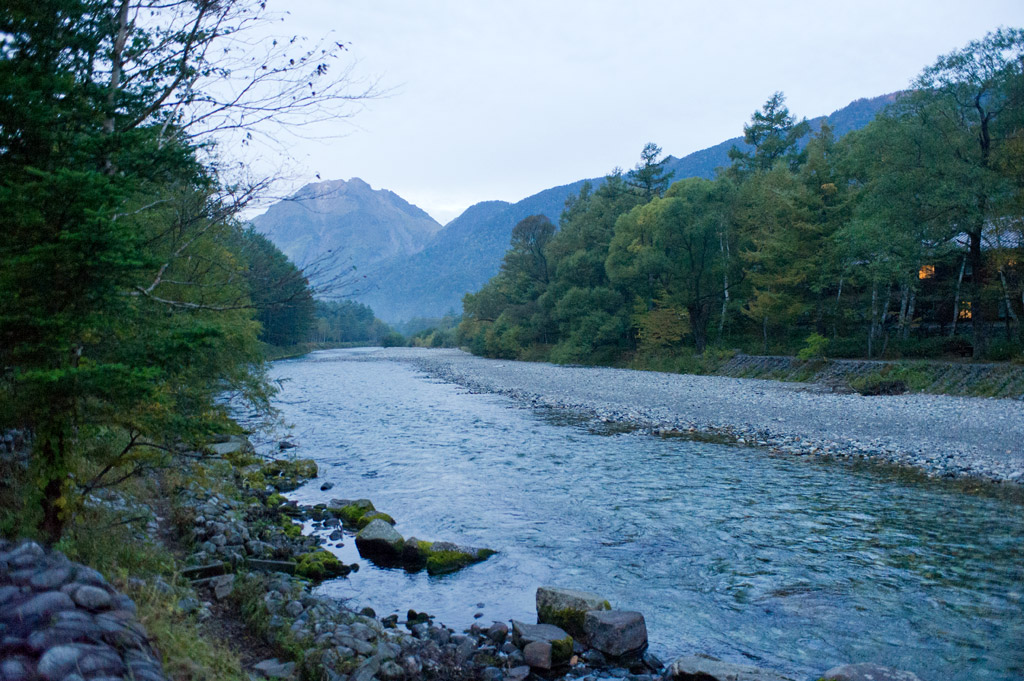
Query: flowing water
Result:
<box><xmin>253</xmin><ymin>348</ymin><xmax>1023</xmax><ymax>681</ymax></box>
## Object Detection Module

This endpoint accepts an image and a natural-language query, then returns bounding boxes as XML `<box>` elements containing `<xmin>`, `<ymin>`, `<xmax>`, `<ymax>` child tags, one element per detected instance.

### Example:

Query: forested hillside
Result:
<box><xmin>459</xmin><ymin>30</ymin><xmax>1024</xmax><ymax>365</ymax></box>
<box><xmin>356</xmin><ymin>95</ymin><xmax>894</xmax><ymax>322</ymax></box>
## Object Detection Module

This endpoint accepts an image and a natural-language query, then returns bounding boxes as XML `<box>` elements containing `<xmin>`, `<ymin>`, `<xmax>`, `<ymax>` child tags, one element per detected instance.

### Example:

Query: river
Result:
<box><xmin>252</xmin><ymin>348</ymin><xmax>1023</xmax><ymax>681</ymax></box>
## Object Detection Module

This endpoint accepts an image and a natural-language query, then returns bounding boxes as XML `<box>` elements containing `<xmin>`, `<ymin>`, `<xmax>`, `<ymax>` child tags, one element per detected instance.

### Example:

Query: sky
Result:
<box><xmin>244</xmin><ymin>1</ymin><xmax>1024</xmax><ymax>225</ymax></box>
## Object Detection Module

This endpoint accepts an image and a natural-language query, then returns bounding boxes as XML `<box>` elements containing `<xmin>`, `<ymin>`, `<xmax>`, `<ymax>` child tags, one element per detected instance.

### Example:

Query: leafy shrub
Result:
<box><xmin>379</xmin><ymin>332</ymin><xmax>406</xmax><ymax>347</ymax></box>
<box><xmin>796</xmin><ymin>333</ymin><xmax>829</xmax><ymax>360</ymax></box>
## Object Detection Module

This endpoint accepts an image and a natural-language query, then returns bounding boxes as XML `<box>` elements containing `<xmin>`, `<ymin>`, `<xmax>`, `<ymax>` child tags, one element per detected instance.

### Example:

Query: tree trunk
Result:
<box><xmin>869</xmin><ymin>280</ymin><xmax>878</xmax><ymax>358</ymax></box>
<box><xmin>950</xmin><ymin>255</ymin><xmax>966</xmax><ymax>336</ymax></box>
<box><xmin>38</xmin><ymin>433</ymin><xmax>68</xmax><ymax>545</ymax></box>
<box><xmin>833</xmin><ymin>275</ymin><xmax>843</xmax><ymax>339</ymax></box>
<box><xmin>998</xmin><ymin>267</ymin><xmax>1019</xmax><ymax>340</ymax></box>
<box><xmin>762</xmin><ymin>316</ymin><xmax>769</xmax><ymax>354</ymax></box>
<box><xmin>878</xmin><ymin>281</ymin><xmax>893</xmax><ymax>358</ymax></box>
<box><xmin>904</xmin><ymin>288</ymin><xmax>916</xmax><ymax>341</ymax></box>
<box><xmin>897</xmin><ymin>282</ymin><xmax>910</xmax><ymax>341</ymax></box>
<box><xmin>968</xmin><ymin>227</ymin><xmax>986</xmax><ymax>359</ymax></box>
<box><xmin>691</xmin><ymin>304</ymin><xmax>710</xmax><ymax>355</ymax></box>
<box><xmin>717</xmin><ymin>233</ymin><xmax>729</xmax><ymax>342</ymax></box>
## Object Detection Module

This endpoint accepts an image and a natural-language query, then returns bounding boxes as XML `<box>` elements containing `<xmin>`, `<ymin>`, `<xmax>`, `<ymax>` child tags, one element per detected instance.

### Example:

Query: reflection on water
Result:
<box><xmin>253</xmin><ymin>349</ymin><xmax>1024</xmax><ymax>681</ymax></box>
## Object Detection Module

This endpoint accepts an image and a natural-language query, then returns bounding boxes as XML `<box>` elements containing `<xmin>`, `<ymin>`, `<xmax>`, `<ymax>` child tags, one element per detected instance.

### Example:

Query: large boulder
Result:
<box><xmin>820</xmin><ymin>663</ymin><xmax>923</xmax><ymax>681</ymax></box>
<box><xmin>536</xmin><ymin>586</ymin><xmax>610</xmax><ymax>638</ymax></box>
<box><xmin>582</xmin><ymin>610</ymin><xmax>647</xmax><ymax>657</ymax></box>
<box><xmin>354</xmin><ymin>519</ymin><xmax>404</xmax><ymax>564</ymax></box>
<box><xmin>511</xmin><ymin>621</ymin><xmax>573</xmax><ymax>666</ymax></box>
<box><xmin>667</xmin><ymin>656</ymin><xmax>797</xmax><ymax>681</ymax></box>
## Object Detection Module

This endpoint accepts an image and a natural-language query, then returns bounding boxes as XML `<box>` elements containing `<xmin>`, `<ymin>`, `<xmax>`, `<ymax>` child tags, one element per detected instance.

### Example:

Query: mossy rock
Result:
<box><xmin>423</xmin><ymin>543</ymin><xmax>496</xmax><ymax>575</ymax></box>
<box><xmin>354</xmin><ymin>519</ymin><xmax>405</xmax><ymax>565</ymax></box>
<box><xmin>266</xmin><ymin>493</ymin><xmax>287</xmax><ymax>507</ymax></box>
<box><xmin>328</xmin><ymin>499</ymin><xmax>376</xmax><ymax>527</ymax></box>
<box><xmin>295</xmin><ymin>550</ymin><xmax>351</xmax><ymax>581</ymax></box>
<box><xmin>550</xmin><ymin>634</ymin><xmax>574</xmax><ymax>666</ymax></box>
<box><xmin>401</xmin><ymin>538</ymin><xmax>433</xmax><ymax>570</ymax></box>
<box><xmin>356</xmin><ymin>511</ymin><xmax>395</xmax><ymax>529</ymax></box>
<box><xmin>536</xmin><ymin>586</ymin><xmax>611</xmax><ymax>639</ymax></box>
<box><xmin>259</xmin><ymin>458</ymin><xmax>318</xmax><ymax>492</ymax></box>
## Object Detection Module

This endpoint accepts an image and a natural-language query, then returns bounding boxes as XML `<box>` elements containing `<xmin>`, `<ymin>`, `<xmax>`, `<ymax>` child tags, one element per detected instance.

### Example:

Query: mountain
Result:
<box><xmin>354</xmin><ymin>94</ymin><xmax>897</xmax><ymax>322</ymax></box>
<box><xmin>252</xmin><ymin>94</ymin><xmax>897</xmax><ymax>322</ymax></box>
<box><xmin>250</xmin><ymin>177</ymin><xmax>442</xmax><ymax>280</ymax></box>
<box><xmin>356</xmin><ymin>183</ymin><xmax>592</xmax><ymax>321</ymax></box>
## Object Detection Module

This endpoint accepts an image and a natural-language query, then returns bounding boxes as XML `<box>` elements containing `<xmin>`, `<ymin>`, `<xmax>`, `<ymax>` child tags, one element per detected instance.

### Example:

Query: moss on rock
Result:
<box><xmin>550</xmin><ymin>634</ymin><xmax>574</xmax><ymax>665</ymax></box>
<box><xmin>356</xmin><ymin>511</ymin><xmax>395</xmax><ymax>529</ymax></box>
<box><xmin>328</xmin><ymin>499</ymin><xmax>376</xmax><ymax>527</ymax></box>
<box><xmin>295</xmin><ymin>550</ymin><xmax>350</xmax><ymax>581</ymax></box>
<box><xmin>424</xmin><ymin>546</ymin><xmax>496</xmax><ymax>575</ymax></box>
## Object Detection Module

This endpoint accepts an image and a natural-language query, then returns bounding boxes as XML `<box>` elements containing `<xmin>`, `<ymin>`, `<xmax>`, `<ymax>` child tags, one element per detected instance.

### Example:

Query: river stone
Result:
<box><xmin>536</xmin><ymin>586</ymin><xmax>611</xmax><ymax>638</ymax></box>
<box><xmin>582</xmin><ymin>610</ymin><xmax>647</xmax><ymax>657</ymax></box>
<box><xmin>524</xmin><ymin>640</ymin><xmax>553</xmax><ymax>669</ymax></box>
<box><xmin>253</xmin><ymin>658</ymin><xmax>296</xmax><ymax>679</ymax></box>
<box><xmin>30</xmin><ymin>566</ymin><xmax>73</xmax><ymax>590</ymax></box>
<box><xmin>820</xmin><ymin>663</ymin><xmax>923</xmax><ymax>681</ymax></box>
<box><xmin>487</xmin><ymin>621</ymin><xmax>509</xmax><ymax>645</ymax></box>
<box><xmin>210</xmin><ymin>574</ymin><xmax>234</xmax><ymax>601</ymax></box>
<box><xmin>506</xmin><ymin>666</ymin><xmax>531</xmax><ymax>681</ymax></box>
<box><xmin>667</xmin><ymin>656</ymin><xmax>797</xmax><ymax>681</ymax></box>
<box><xmin>351</xmin><ymin>656</ymin><xmax>380</xmax><ymax>681</ymax></box>
<box><xmin>70</xmin><ymin>585</ymin><xmax>114</xmax><ymax>611</ymax></box>
<box><xmin>510</xmin><ymin>621</ymin><xmax>573</xmax><ymax>664</ymax></box>
<box><xmin>36</xmin><ymin>644</ymin><xmax>88</xmax><ymax>680</ymax></box>
<box><xmin>0</xmin><ymin>658</ymin><xmax>31</xmax><ymax>681</ymax></box>
<box><xmin>355</xmin><ymin>519</ymin><xmax>404</xmax><ymax>562</ymax></box>
<box><xmin>13</xmin><ymin>591</ymin><xmax>75</xmax><ymax>620</ymax></box>
<box><xmin>0</xmin><ymin>585</ymin><xmax>22</xmax><ymax>605</ymax></box>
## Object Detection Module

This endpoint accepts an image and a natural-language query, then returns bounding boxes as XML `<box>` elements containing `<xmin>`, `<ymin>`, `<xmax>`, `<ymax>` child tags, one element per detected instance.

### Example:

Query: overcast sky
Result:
<box><xmin>247</xmin><ymin>1</ymin><xmax>1024</xmax><ymax>225</ymax></box>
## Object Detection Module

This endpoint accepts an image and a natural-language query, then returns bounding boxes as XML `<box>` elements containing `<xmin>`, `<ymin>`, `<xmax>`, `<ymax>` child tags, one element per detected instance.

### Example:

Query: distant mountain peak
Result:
<box><xmin>251</xmin><ymin>177</ymin><xmax>441</xmax><ymax>278</ymax></box>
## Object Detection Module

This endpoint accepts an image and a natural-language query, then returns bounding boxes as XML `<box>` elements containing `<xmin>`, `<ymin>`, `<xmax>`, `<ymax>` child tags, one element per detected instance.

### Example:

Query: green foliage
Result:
<box><xmin>241</xmin><ymin>230</ymin><xmax>316</xmax><ymax>347</ymax></box>
<box><xmin>379</xmin><ymin>331</ymin><xmax>406</xmax><ymax>347</ymax></box>
<box><xmin>626</xmin><ymin>142</ymin><xmax>675</xmax><ymax>199</ymax></box>
<box><xmin>728</xmin><ymin>91</ymin><xmax>811</xmax><ymax>174</ymax></box>
<box><xmin>797</xmin><ymin>333</ymin><xmax>830</xmax><ymax>360</ymax></box>
<box><xmin>458</xmin><ymin>31</ymin><xmax>1024</xmax><ymax>372</ymax></box>
<box><xmin>312</xmin><ymin>299</ymin><xmax>394</xmax><ymax>345</ymax></box>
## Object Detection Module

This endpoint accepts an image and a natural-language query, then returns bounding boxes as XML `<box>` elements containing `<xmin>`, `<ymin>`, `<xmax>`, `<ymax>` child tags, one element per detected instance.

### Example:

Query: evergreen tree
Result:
<box><xmin>627</xmin><ymin>142</ymin><xmax>675</xmax><ymax>199</ymax></box>
<box><xmin>728</xmin><ymin>92</ymin><xmax>811</xmax><ymax>174</ymax></box>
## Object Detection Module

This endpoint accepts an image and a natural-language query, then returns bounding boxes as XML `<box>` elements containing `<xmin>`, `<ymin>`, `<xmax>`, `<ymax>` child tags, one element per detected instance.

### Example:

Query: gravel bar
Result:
<box><xmin>372</xmin><ymin>348</ymin><xmax>1024</xmax><ymax>485</ymax></box>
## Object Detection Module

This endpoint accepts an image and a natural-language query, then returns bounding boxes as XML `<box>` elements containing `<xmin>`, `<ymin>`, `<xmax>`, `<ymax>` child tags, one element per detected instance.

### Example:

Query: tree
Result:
<box><xmin>0</xmin><ymin>0</ymin><xmax>371</xmax><ymax>541</ymax></box>
<box><xmin>912</xmin><ymin>27</ymin><xmax>1024</xmax><ymax>357</ymax></box>
<box><xmin>626</xmin><ymin>142</ymin><xmax>675</xmax><ymax>199</ymax></box>
<box><xmin>607</xmin><ymin>178</ymin><xmax>734</xmax><ymax>353</ymax></box>
<box><xmin>241</xmin><ymin>230</ymin><xmax>316</xmax><ymax>347</ymax></box>
<box><xmin>728</xmin><ymin>92</ymin><xmax>810</xmax><ymax>174</ymax></box>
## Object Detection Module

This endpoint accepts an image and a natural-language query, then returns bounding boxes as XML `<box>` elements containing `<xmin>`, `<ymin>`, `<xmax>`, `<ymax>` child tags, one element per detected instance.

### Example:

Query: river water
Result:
<box><xmin>254</xmin><ymin>348</ymin><xmax>1023</xmax><ymax>681</ymax></box>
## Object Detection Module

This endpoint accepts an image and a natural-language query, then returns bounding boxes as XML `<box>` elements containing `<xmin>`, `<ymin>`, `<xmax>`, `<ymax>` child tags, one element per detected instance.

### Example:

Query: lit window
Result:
<box><xmin>918</xmin><ymin>265</ymin><xmax>935</xmax><ymax>279</ymax></box>
<box><xmin>959</xmin><ymin>301</ymin><xmax>972</xmax><ymax>320</ymax></box>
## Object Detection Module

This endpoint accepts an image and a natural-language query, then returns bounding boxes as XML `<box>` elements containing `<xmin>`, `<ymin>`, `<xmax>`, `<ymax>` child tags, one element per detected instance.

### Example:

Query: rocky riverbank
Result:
<box><xmin>2</xmin><ymin>427</ymin><xmax>935</xmax><ymax>681</ymax></box>
<box><xmin>368</xmin><ymin>348</ymin><xmax>1024</xmax><ymax>485</ymax></box>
